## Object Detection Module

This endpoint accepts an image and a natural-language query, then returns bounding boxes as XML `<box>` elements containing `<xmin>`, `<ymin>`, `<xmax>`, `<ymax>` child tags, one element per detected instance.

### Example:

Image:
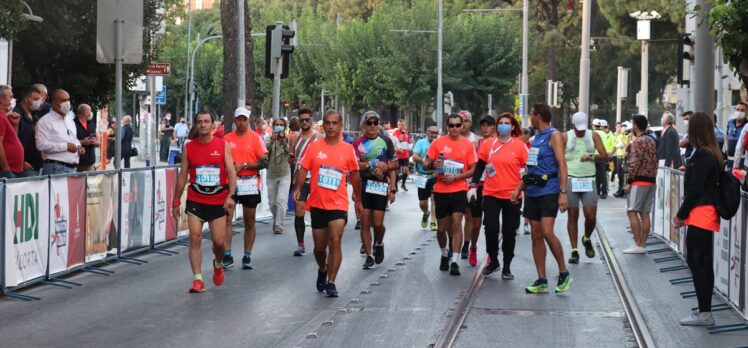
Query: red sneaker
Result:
<box><xmin>468</xmin><ymin>249</ymin><xmax>477</xmax><ymax>267</ymax></box>
<box><xmin>189</xmin><ymin>279</ymin><xmax>206</xmax><ymax>293</ymax></box>
<box><xmin>213</xmin><ymin>264</ymin><xmax>225</xmax><ymax>286</ymax></box>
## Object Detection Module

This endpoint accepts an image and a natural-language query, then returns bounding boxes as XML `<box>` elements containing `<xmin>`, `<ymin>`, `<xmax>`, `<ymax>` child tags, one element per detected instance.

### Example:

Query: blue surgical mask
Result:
<box><xmin>273</xmin><ymin>125</ymin><xmax>285</xmax><ymax>133</ymax></box>
<box><xmin>497</xmin><ymin>124</ymin><xmax>512</xmax><ymax>135</ymax></box>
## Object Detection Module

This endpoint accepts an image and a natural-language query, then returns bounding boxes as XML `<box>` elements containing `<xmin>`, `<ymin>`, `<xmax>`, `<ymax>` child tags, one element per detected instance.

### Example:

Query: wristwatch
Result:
<box><xmin>559</xmin><ymin>188</ymin><xmax>567</xmax><ymax>194</ymax></box>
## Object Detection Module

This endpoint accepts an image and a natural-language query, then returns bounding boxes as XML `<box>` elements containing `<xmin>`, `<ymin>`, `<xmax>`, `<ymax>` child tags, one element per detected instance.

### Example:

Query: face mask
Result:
<box><xmin>274</xmin><ymin>125</ymin><xmax>284</xmax><ymax>133</ymax></box>
<box><xmin>736</xmin><ymin>112</ymin><xmax>746</xmax><ymax>120</ymax></box>
<box><xmin>9</xmin><ymin>98</ymin><xmax>16</xmax><ymax>110</ymax></box>
<box><xmin>87</xmin><ymin>112</ymin><xmax>93</xmax><ymax>121</ymax></box>
<box><xmin>30</xmin><ymin>99</ymin><xmax>42</xmax><ymax>111</ymax></box>
<box><xmin>497</xmin><ymin>124</ymin><xmax>512</xmax><ymax>136</ymax></box>
<box><xmin>684</xmin><ymin>120</ymin><xmax>689</xmax><ymax>127</ymax></box>
<box><xmin>59</xmin><ymin>101</ymin><xmax>71</xmax><ymax>114</ymax></box>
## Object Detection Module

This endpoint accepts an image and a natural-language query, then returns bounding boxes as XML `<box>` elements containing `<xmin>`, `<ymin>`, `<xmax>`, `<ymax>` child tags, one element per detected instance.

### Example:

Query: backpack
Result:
<box><xmin>714</xmin><ymin>167</ymin><xmax>741</xmax><ymax>219</ymax></box>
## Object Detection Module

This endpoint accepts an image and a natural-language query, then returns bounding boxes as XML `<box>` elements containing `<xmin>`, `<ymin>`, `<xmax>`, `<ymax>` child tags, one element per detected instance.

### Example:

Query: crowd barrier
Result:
<box><xmin>652</xmin><ymin>167</ymin><xmax>748</xmax><ymax>331</ymax></box>
<box><xmin>0</xmin><ymin>166</ymin><xmax>272</xmax><ymax>301</ymax></box>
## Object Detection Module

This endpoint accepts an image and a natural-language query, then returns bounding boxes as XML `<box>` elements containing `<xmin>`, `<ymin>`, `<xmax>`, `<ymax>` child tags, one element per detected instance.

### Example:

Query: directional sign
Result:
<box><xmin>146</xmin><ymin>63</ymin><xmax>171</xmax><ymax>76</ymax></box>
<box><xmin>155</xmin><ymin>85</ymin><xmax>166</xmax><ymax>105</ymax></box>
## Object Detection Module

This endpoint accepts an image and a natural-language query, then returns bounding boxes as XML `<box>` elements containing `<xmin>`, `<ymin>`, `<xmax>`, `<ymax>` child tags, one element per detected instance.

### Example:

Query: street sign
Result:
<box><xmin>96</xmin><ymin>0</ymin><xmax>144</xmax><ymax>64</ymax></box>
<box><xmin>146</xmin><ymin>62</ymin><xmax>171</xmax><ymax>76</ymax></box>
<box><xmin>155</xmin><ymin>85</ymin><xmax>166</xmax><ymax>105</ymax></box>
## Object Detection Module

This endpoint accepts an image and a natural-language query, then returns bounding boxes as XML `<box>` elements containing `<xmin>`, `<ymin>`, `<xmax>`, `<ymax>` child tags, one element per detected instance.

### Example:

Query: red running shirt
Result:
<box><xmin>186</xmin><ymin>137</ymin><xmax>229</xmax><ymax>205</ymax></box>
<box><xmin>300</xmin><ymin>140</ymin><xmax>359</xmax><ymax>211</ymax></box>
<box><xmin>392</xmin><ymin>129</ymin><xmax>411</xmax><ymax>159</ymax></box>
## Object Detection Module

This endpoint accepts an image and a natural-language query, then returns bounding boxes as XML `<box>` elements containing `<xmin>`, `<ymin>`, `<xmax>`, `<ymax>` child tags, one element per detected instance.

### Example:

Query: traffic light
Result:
<box><xmin>677</xmin><ymin>33</ymin><xmax>693</xmax><ymax>85</ymax></box>
<box><xmin>264</xmin><ymin>21</ymin><xmax>296</xmax><ymax>79</ymax></box>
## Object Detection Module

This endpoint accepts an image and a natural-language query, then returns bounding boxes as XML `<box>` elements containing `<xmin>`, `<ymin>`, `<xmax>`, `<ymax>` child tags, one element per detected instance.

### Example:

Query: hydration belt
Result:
<box><xmin>190</xmin><ymin>184</ymin><xmax>227</xmax><ymax>195</ymax></box>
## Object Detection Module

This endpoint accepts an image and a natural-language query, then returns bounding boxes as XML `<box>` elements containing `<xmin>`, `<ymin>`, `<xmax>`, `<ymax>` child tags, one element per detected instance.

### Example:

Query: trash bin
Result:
<box><xmin>168</xmin><ymin>150</ymin><xmax>180</xmax><ymax>165</ymax></box>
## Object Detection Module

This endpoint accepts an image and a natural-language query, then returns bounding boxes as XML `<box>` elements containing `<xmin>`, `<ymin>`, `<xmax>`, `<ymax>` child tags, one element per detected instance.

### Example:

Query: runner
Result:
<box><xmin>293</xmin><ymin>110</ymin><xmax>363</xmax><ymax>297</ymax></box>
<box><xmin>456</xmin><ymin>110</ymin><xmax>479</xmax><ymax>260</ymax></box>
<box><xmin>288</xmin><ymin>108</ymin><xmax>320</xmax><ymax>256</ymax></box>
<box><xmin>222</xmin><ymin>107</ymin><xmax>269</xmax><ymax>270</ymax></box>
<box><xmin>353</xmin><ymin>111</ymin><xmax>398</xmax><ymax>269</ymax></box>
<box><xmin>562</xmin><ymin>112</ymin><xmax>608</xmax><ymax>264</ymax></box>
<box><xmin>424</xmin><ymin>113</ymin><xmax>477</xmax><ymax>276</ymax></box>
<box><xmin>512</xmin><ymin>103</ymin><xmax>571</xmax><ymax>293</ymax></box>
<box><xmin>464</xmin><ymin>116</ymin><xmax>496</xmax><ymax>267</ymax></box>
<box><xmin>391</xmin><ymin>118</ymin><xmax>412</xmax><ymax>192</ymax></box>
<box><xmin>412</xmin><ymin>126</ymin><xmax>439</xmax><ymax>231</ymax></box>
<box><xmin>469</xmin><ymin>112</ymin><xmax>527</xmax><ymax>277</ymax></box>
<box><xmin>172</xmin><ymin>110</ymin><xmax>237</xmax><ymax>293</ymax></box>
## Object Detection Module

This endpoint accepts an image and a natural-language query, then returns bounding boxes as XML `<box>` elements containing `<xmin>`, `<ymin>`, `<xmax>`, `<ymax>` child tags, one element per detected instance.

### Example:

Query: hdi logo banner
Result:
<box><xmin>13</xmin><ymin>193</ymin><xmax>39</xmax><ymax>245</ymax></box>
<box><xmin>5</xmin><ymin>181</ymin><xmax>50</xmax><ymax>287</ymax></box>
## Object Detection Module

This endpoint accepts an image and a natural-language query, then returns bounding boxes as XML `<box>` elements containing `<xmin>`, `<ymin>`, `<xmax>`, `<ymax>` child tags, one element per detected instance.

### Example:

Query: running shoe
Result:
<box><xmin>401</xmin><ymin>184</ymin><xmax>408</xmax><ymax>192</ymax></box>
<box><xmin>363</xmin><ymin>255</ymin><xmax>375</xmax><ymax>269</ymax></box>
<box><xmin>525</xmin><ymin>278</ymin><xmax>549</xmax><ymax>294</ymax></box>
<box><xmin>468</xmin><ymin>248</ymin><xmax>477</xmax><ymax>267</ymax></box>
<box><xmin>430</xmin><ymin>221</ymin><xmax>437</xmax><ymax>231</ymax></box>
<box><xmin>316</xmin><ymin>269</ymin><xmax>328</xmax><ymax>292</ymax></box>
<box><xmin>374</xmin><ymin>245</ymin><xmax>384</xmax><ymax>264</ymax></box>
<box><xmin>582</xmin><ymin>235</ymin><xmax>595</xmax><ymax>258</ymax></box>
<box><xmin>439</xmin><ymin>256</ymin><xmax>449</xmax><ymax>271</ymax></box>
<box><xmin>523</xmin><ymin>224</ymin><xmax>530</xmax><ymax>235</ymax></box>
<box><xmin>449</xmin><ymin>262</ymin><xmax>461</xmax><ymax>276</ymax></box>
<box><xmin>294</xmin><ymin>246</ymin><xmax>306</xmax><ymax>256</ymax></box>
<box><xmin>213</xmin><ymin>261</ymin><xmax>224</xmax><ymax>286</ymax></box>
<box><xmin>325</xmin><ymin>282</ymin><xmax>339</xmax><ymax>297</ymax></box>
<box><xmin>222</xmin><ymin>254</ymin><xmax>235</xmax><ymax>269</ymax></box>
<box><xmin>568</xmin><ymin>249</ymin><xmax>580</xmax><ymax>264</ymax></box>
<box><xmin>242</xmin><ymin>256</ymin><xmax>253</xmax><ymax>269</ymax></box>
<box><xmin>501</xmin><ymin>270</ymin><xmax>515</xmax><ymax>280</ymax></box>
<box><xmin>555</xmin><ymin>272</ymin><xmax>572</xmax><ymax>293</ymax></box>
<box><xmin>189</xmin><ymin>279</ymin><xmax>206</xmax><ymax>293</ymax></box>
<box><xmin>461</xmin><ymin>244</ymin><xmax>469</xmax><ymax>259</ymax></box>
<box><xmin>482</xmin><ymin>262</ymin><xmax>500</xmax><ymax>276</ymax></box>
<box><xmin>421</xmin><ymin>213</ymin><xmax>429</xmax><ymax>228</ymax></box>
<box><xmin>679</xmin><ymin>310</ymin><xmax>715</xmax><ymax>326</ymax></box>
<box><xmin>360</xmin><ymin>245</ymin><xmax>366</xmax><ymax>256</ymax></box>
<box><xmin>355</xmin><ymin>220</ymin><xmax>361</xmax><ymax>230</ymax></box>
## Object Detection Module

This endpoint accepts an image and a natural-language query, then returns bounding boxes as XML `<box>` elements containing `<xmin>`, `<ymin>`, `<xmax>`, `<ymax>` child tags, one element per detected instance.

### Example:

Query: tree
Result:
<box><xmin>710</xmin><ymin>0</ymin><xmax>748</xmax><ymax>86</ymax></box>
<box><xmin>220</xmin><ymin>0</ymin><xmax>255</xmax><ymax>129</ymax></box>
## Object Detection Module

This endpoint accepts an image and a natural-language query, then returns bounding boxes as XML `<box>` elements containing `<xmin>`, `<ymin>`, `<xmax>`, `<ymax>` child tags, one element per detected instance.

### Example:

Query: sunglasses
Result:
<box><xmin>365</xmin><ymin>121</ymin><xmax>379</xmax><ymax>126</ymax></box>
<box><xmin>448</xmin><ymin>123</ymin><xmax>463</xmax><ymax>128</ymax></box>
<box><xmin>299</xmin><ymin>118</ymin><xmax>312</xmax><ymax>123</ymax></box>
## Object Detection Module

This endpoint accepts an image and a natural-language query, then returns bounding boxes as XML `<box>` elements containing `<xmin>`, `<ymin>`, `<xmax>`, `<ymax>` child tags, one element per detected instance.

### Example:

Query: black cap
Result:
<box><xmin>479</xmin><ymin>116</ymin><xmax>495</xmax><ymax>125</ymax></box>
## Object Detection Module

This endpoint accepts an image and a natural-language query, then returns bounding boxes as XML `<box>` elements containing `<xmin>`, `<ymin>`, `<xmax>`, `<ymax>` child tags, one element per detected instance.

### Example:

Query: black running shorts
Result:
<box><xmin>186</xmin><ymin>200</ymin><xmax>227</xmax><ymax>223</ymax></box>
<box><xmin>522</xmin><ymin>193</ymin><xmax>560</xmax><ymax>221</ymax></box>
<box><xmin>434</xmin><ymin>191</ymin><xmax>468</xmax><ymax>219</ymax></box>
<box><xmin>310</xmin><ymin>208</ymin><xmax>348</xmax><ymax>229</ymax></box>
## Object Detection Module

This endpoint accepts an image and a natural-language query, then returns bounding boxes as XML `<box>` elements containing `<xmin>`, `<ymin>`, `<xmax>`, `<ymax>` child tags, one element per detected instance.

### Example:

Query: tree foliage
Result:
<box><xmin>710</xmin><ymin>0</ymin><xmax>748</xmax><ymax>86</ymax></box>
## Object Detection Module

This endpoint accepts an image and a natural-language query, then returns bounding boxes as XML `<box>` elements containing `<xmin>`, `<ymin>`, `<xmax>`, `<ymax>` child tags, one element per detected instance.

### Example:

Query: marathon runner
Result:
<box><xmin>457</xmin><ymin>110</ymin><xmax>479</xmax><ymax>260</ymax></box>
<box><xmin>288</xmin><ymin>108</ymin><xmax>319</xmax><ymax>256</ymax></box>
<box><xmin>293</xmin><ymin>110</ymin><xmax>363</xmax><ymax>297</ymax></box>
<box><xmin>563</xmin><ymin>112</ymin><xmax>608</xmax><ymax>264</ymax></box>
<box><xmin>424</xmin><ymin>113</ymin><xmax>477</xmax><ymax>276</ymax></box>
<box><xmin>391</xmin><ymin>118</ymin><xmax>412</xmax><ymax>192</ymax></box>
<box><xmin>512</xmin><ymin>103</ymin><xmax>571</xmax><ymax>293</ymax></box>
<box><xmin>172</xmin><ymin>110</ymin><xmax>237</xmax><ymax>293</ymax></box>
<box><xmin>469</xmin><ymin>112</ymin><xmax>527</xmax><ymax>277</ymax></box>
<box><xmin>464</xmin><ymin>116</ymin><xmax>496</xmax><ymax>267</ymax></box>
<box><xmin>222</xmin><ymin>107</ymin><xmax>269</xmax><ymax>270</ymax></box>
<box><xmin>353</xmin><ymin>111</ymin><xmax>398</xmax><ymax>269</ymax></box>
<box><xmin>412</xmin><ymin>126</ymin><xmax>439</xmax><ymax>231</ymax></box>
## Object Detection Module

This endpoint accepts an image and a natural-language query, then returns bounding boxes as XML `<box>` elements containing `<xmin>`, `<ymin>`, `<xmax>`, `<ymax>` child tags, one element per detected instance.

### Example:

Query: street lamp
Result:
<box><xmin>189</xmin><ymin>35</ymin><xmax>222</xmax><ymax>119</ymax></box>
<box><xmin>630</xmin><ymin>10</ymin><xmax>661</xmax><ymax>118</ymax></box>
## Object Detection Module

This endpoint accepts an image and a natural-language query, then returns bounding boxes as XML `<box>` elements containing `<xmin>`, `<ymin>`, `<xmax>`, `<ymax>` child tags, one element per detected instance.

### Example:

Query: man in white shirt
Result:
<box><xmin>36</xmin><ymin>89</ymin><xmax>83</xmax><ymax>174</ymax></box>
<box><xmin>174</xmin><ymin>116</ymin><xmax>189</xmax><ymax>148</ymax></box>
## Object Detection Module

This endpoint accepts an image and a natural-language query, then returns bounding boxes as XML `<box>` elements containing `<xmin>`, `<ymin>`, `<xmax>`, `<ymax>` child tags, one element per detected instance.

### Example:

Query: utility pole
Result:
<box><xmin>236</xmin><ymin>0</ymin><xmax>246</xmax><ymax>110</ymax></box>
<box><xmin>520</xmin><ymin>0</ymin><xmax>529</xmax><ymax>126</ymax></box>
<box><xmin>578</xmin><ymin>0</ymin><xmax>591</xmax><ymax>115</ymax></box>
<box><xmin>184</xmin><ymin>0</ymin><xmax>192</xmax><ymax>118</ymax></box>
<box><xmin>436</xmin><ymin>0</ymin><xmax>444</xmax><ymax>131</ymax></box>
<box><xmin>692</xmin><ymin>0</ymin><xmax>714</xmax><ymax>114</ymax></box>
<box><xmin>630</xmin><ymin>10</ymin><xmax>661</xmax><ymax>118</ymax></box>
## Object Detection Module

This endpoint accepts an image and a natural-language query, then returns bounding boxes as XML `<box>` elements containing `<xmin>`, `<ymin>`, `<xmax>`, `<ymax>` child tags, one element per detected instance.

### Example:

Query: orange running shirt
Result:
<box><xmin>426</xmin><ymin>135</ymin><xmax>477</xmax><ymax>193</ymax></box>
<box><xmin>478</xmin><ymin>136</ymin><xmax>528</xmax><ymax>199</ymax></box>
<box><xmin>300</xmin><ymin>140</ymin><xmax>359</xmax><ymax>211</ymax></box>
<box><xmin>224</xmin><ymin>131</ymin><xmax>268</xmax><ymax>177</ymax></box>
<box><xmin>684</xmin><ymin>205</ymin><xmax>720</xmax><ymax>232</ymax></box>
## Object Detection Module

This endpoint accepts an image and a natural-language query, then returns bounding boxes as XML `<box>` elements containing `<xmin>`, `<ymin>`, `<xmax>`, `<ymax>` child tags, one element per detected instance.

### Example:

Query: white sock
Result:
<box><xmin>452</xmin><ymin>252</ymin><xmax>460</xmax><ymax>263</ymax></box>
<box><xmin>441</xmin><ymin>248</ymin><xmax>449</xmax><ymax>257</ymax></box>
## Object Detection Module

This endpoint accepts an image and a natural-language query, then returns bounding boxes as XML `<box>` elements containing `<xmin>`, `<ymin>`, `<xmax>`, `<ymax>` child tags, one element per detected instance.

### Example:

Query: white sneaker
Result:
<box><xmin>680</xmin><ymin>311</ymin><xmax>715</xmax><ymax>326</ymax></box>
<box><xmin>273</xmin><ymin>225</ymin><xmax>283</xmax><ymax>234</ymax></box>
<box><xmin>622</xmin><ymin>245</ymin><xmax>646</xmax><ymax>254</ymax></box>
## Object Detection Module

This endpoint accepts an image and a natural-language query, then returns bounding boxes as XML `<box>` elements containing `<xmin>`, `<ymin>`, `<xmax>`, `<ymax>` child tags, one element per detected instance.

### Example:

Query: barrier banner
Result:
<box><xmin>668</xmin><ymin>172</ymin><xmax>682</xmax><ymax>252</ymax></box>
<box><xmin>86</xmin><ymin>173</ymin><xmax>118</xmax><ymax>262</ymax></box>
<box><xmin>48</xmin><ymin>177</ymin><xmax>86</xmax><ymax>275</ymax></box>
<box><xmin>154</xmin><ymin>168</ymin><xmax>177</xmax><ymax>243</ymax></box>
<box><xmin>662</xmin><ymin>172</ymin><xmax>672</xmax><ymax>244</ymax></box>
<box><xmin>729</xmin><ymin>200</ymin><xmax>744</xmax><ymax>305</ymax></box>
<box><xmin>4</xmin><ymin>180</ymin><xmax>50</xmax><ymax>287</ymax></box>
<box><xmin>654</xmin><ymin>169</ymin><xmax>665</xmax><ymax>237</ymax></box>
<box><xmin>121</xmin><ymin>171</ymin><xmax>152</xmax><ymax>251</ymax></box>
<box><xmin>716</xmin><ymin>219</ymin><xmax>731</xmax><ymax>296</ymax></box>
<box><xmin>177</xmin><ymin>187</ymin><xmax>189</xmax><ymax>237</ymax></box>
<box><xmin>255</xmin><ymin>169</ymin><xmax>272</xmax><ymax>221</ymax></box>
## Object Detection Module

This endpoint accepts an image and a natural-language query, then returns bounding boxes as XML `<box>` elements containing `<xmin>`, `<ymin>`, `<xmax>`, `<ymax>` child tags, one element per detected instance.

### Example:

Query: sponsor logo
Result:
<box><xmin>211</xmin><ymin>150</ymin><xmax>221</xmax><ymax>156</ymax></box>
<box><xmin>13</xmin><ymin>193</ymin><xmax>39</xmax><ymax>245</ymax></box>
<box><xmin>52</xmin><ymin>193</ymin><xmax>68</xmax><ymax>256</ymax></box>
<box><xmin>443</xmin><ymin>146</ymin><xmax>452</xmax><ymax>154</ymax></box>
<box><xmin>318</xmin><ymin>151</ymin><xmax>328</xmax><ymax>160</ymax></box>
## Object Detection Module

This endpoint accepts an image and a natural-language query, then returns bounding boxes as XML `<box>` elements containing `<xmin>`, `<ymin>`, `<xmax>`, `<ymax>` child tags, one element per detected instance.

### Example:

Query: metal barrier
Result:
<box><xmin>0</xmin><ymin>165</ymin><xmax>272</xmax><ymax>301</ymax></box>
<box><xmin>652</xmin><ymin>167</ymin><xmax>748</xmax><ymax>332</ymax></box>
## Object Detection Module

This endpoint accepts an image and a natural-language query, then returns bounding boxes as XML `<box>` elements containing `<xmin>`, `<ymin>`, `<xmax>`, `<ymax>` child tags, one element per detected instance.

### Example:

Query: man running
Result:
<box><xmin>222</xmin><ymin>107</ymin><xmax>268</xmax><ymax>270</ymax></box>
<box><xmin>563</xmin><ymin>112</ymin><xmax>608</xmax><ymax>264</ymax></box>
<box><xmin>288</xmin><ymin>108</ymin><xmax>319</xmax><ymax>256</ymax></box>
<box><xmin>457</xmin><ymin>110</ymin><xmax>478</xmax><ymax>260</ymax></box>
<box><xmin>424</xmin><ymin>113</ymin><xmax>477</xmax><ymax>276</ymax></box>
<box><xmin>412</xmin><ymin>126</ymin><xmax>439</xmax><ymax>231</ymax></box>
<box><xmin>465</xmin><ymin>116</ymin><xmax>496</xmax><ymax>266</ymax></box>
<box><xmin>353</xmin><ymin>111</ymin><xmax>398</xmax><ymax>269</ymax></box>
<box><xmin>172</xmin><ymin>110</ymin><xmax>237</xmax><ymax>293</ymax></box>
<box><xmin>391</xmin><ymin>118</ymin><xmax>412</xmax><ymax>192</ymax></box>
<box><xmin>294</xmin><ymin>110</ymin><xmax>363</xmax><ymax>297</ymax></box>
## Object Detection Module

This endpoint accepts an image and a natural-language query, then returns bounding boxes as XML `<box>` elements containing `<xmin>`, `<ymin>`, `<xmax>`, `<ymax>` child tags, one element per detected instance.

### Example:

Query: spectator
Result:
<box><xmin>288</xmin><ymin>116</ymin><xmax>300</xmax><ymax>133</ymax></box>
<box><xmin>32</xmin><ymin>83</ymin><xmax>51</xmax><ymax>116</ymax></box>
<box><xmin>36</xmin><ymin>89</ymin><xmax>83</xmax><ymax>175</ymax></box>
<box><xmin>74</xmin><ymin>104</ymin><xmax>100</xmax><ymax>172</ymax></box>
<box><xmin>657</xmin><ymin>111</ymin><xmax>682</xmax><ymax>168</ymax></box>
<box><xmin>121</xmin><ymin>115</ymin><xmax>134</xmax><ymax>168</ymax></box>
<box><xmin>254</xmin><ymin>117</ymin><xmax>267</xmax><ymax>136</ymax></box>
<box><xmin>174</xmin><ymin>116</ymin><xmax>189</xmax><ymax>148</ymax></box>
<box><xmin>13</xmin><ymin>86</ymin><xmax>44</xmax><ymax>175</ymax></box>
<box><xmin>0</xmin><ymin>85</ymin><xmax>25</xmax><ymax>178</ymax></box>
<box><xmin>623</xmin><ymin>115</ymin><xmax>658</xmax><ymax>254</ymax></box>
<box><xmin>213</xmin><ymin>119</ymin><xmax>225</xmax><ymax>138</ymax></box>
<box><xmin>724</xmin><ymin>102</ymin><xmax>747</xmax><ymax>170</ymax></box>
<box><xmin>266</xmin><ymin>117</ymin><xmax>291</xmax><ymax>234</ymax></box>
<box><xmin>106</xmin><ymin>118</ymin><xmax>116</xmax><ymax>162</ymax></box>
<box><xmin>159</xmin><ymin>112</ymin><xmax>174</xmax><ymax>162</ymax></box>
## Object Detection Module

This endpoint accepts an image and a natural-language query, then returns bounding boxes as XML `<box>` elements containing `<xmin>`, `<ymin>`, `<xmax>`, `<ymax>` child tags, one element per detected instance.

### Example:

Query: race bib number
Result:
<box><xmin>318</xmin><ymin>166</ymin><xmax>343</xmax><ymax>191</ymax></box>
<box><xmin>527</xmin><ymin>148</ymin><xmax>539</xmax><ymax>167</ymax></box>
<box><xmin>365</xmin><ymin>181</ymin><xmax>389</xmax><ymax>196</ymax></box>
<box><xmin>485</xmin><ymin>163</ymin><xmax>496</xmax><ymax>178</ymax></box>
<box><xmin>237</xmin><ymin>176</ymin><xmax>259</xmax><ymax>196</ymax></box>
<box><xmin>195</xmin><ymin>166</ymin><xmax>220</xmax><ymax>186</ymax></box>
<box><xmin>414</xmin><ymin>174</ymin><xmax>428</xmax><ymax>189</ymax></box>
<box><xmin>443</xmin><ymin>159</ymin><xmax>464</xmax><ymax>175</ymax></box>
<box><xmin>571</xmin><ymin>177</ymin><xmax>594</xmax><ymax>192</ymax></box>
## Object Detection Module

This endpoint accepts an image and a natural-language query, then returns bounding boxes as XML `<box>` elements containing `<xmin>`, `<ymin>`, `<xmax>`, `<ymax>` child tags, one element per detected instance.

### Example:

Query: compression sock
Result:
<box><xmin>295</xmin><ymin>216</ymin><xmax>305</xmax><ymax>243</ymax></box>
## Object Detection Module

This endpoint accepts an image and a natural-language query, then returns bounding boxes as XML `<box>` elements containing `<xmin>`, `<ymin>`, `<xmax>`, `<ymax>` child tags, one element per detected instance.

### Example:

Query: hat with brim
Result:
<box><xmin>233</xmin><ymin>107</ymin><xmax>251</xmax><ymax>118</ymax></box>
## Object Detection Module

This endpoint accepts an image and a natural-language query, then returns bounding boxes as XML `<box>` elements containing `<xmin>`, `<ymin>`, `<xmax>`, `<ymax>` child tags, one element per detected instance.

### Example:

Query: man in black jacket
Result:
<box><xmin>74</xmin><ymin>104</ymin><xmax>100</xmax><ymax>171</ymax></box>
<box><xmin>657</xmin><ymin>111</ymin><xmax>682</xmax><ymax>168</ymax></box>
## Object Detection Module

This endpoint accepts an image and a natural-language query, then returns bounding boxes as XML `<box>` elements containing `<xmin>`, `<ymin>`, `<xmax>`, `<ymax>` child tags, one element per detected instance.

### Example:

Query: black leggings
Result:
<box><xmin>482</xmin><ymin>196</ymin><xmax>521</xmax><ymax>266</ymax></box>
<box><xmin>686</xmin><ymin>226</ymin><xmax>714</xmax><ymax>312</ymax></box>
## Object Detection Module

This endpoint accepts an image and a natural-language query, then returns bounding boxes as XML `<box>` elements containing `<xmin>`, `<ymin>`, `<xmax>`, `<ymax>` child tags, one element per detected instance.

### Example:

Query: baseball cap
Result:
<box><xmin>457</xmin><ymin>110</ymin><xmax>472</xmax><ymax>122</ymax></box>
<box><xmin>592</xmin><ymin>118</ymin><xmax>602</xmax><ymax>127</ymax></box>
<box><xmin>621</xmin><ymin>121</ymin><xmax>632</xmax><ymax>130</ymax></box>
<box><xmin>479</xmin><ymin>116</ymin><xmax>495</xmax><ymax>125</ymax></box>
<box><xmin>600</xmin><ymin>119</ymin><xmax>609</xmax><ymax>127</ymax></box>
<box><xmin>360</xmin><ymin>111</ymin><xmax>380</xmax><ymax>127</ymax></box>
<box><xmin>233</xmin><ymin>106</ymin><xmax>251</xmax><ymax>118</ymax></box>
<box><xmin>571</xmin><ymin>112</ymin><xmax>588</xmax><ymax>131</ymax></box>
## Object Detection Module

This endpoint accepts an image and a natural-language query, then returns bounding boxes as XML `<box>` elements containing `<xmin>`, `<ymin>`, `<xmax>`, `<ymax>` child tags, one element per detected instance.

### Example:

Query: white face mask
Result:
<box><xmin>9</xmin><ymin>98</ymin><xmax>16</xmax><ymax>110</ymax></box>
<box><xmin>736</xmin><ymin>111</ymin><xmax>746</xmax><ymax>120</ymax></box>
<box><xmin>87</xmin><ymin>112</ymin><xmax>93</xmax><ymax>121</ymax></box>
<box><xmin>30</xmin><ymin>99</ymin><xmax>42</xmax><ymax>111</ymax></box>
<box><xmin>684</xmin><ymin>120</ymin><xmax>689</xmax><ymax>127</ymax></box>
<box><xmin>59</xmin><ymin>101</ymin><xmax>71</xmax><ymax>115</ymax></box>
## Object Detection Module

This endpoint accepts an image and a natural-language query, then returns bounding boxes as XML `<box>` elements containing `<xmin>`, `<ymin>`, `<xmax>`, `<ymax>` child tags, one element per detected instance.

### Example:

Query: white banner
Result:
<box><xmin>4</xmin><ymin>180</ymin><xmax>50</xmax><ymax>287</ymax></box>
<box><xmin>120</xmin><ymin>171</ymin><xmax>153</xmax><ymax>251</ymax></box>
<box><xmin>716</xmin><ymin>219</ymin><xmax>731</xmax><ymax>296</ymax></box>
<box><xmin>662</xmin><ymin>172</ymin><xmax>672</xmax><ymax>244</ymax></box>
<box><xmin>86</xmin><ymin>174</ymin><xmax>118</xmax><ymax>262</ymax></box>
<box><xmin>256</xmin><ymin>169</ymin><xmax>272</xmax><ymax>221</ymax></box>
<box><xmin>654</xmin><ymin>169</ymin><xmax>665</xmax><ymax>237</ymax></box>
<box><xmin>729</xmin><ymin>200</ymin><xmax>744</xmax><ymax>304</ymax></box>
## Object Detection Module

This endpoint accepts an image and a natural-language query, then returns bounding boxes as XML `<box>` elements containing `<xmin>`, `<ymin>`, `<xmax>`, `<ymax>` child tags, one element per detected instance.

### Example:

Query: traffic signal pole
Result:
<box><xmin>272</xmin><ymin>23</ymin><xmax>283</xmax><ymax>119</ymax></box>
<box><xmin>692</xmin><ymin>0</ymin><xmax>714</xmax><ymax>115</ymax></box>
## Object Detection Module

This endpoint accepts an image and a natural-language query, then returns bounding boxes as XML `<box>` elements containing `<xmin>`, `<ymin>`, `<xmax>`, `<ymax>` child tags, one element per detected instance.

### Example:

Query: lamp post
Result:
<box><xmin>189</xmin><ymin>35</ymin><xmax>222</xmax><ymax>119</ymax></box>
<box><xmin>630</xmin><ymin>10</ymin><xmax>661</xmax><ymax>118</ymax></box>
